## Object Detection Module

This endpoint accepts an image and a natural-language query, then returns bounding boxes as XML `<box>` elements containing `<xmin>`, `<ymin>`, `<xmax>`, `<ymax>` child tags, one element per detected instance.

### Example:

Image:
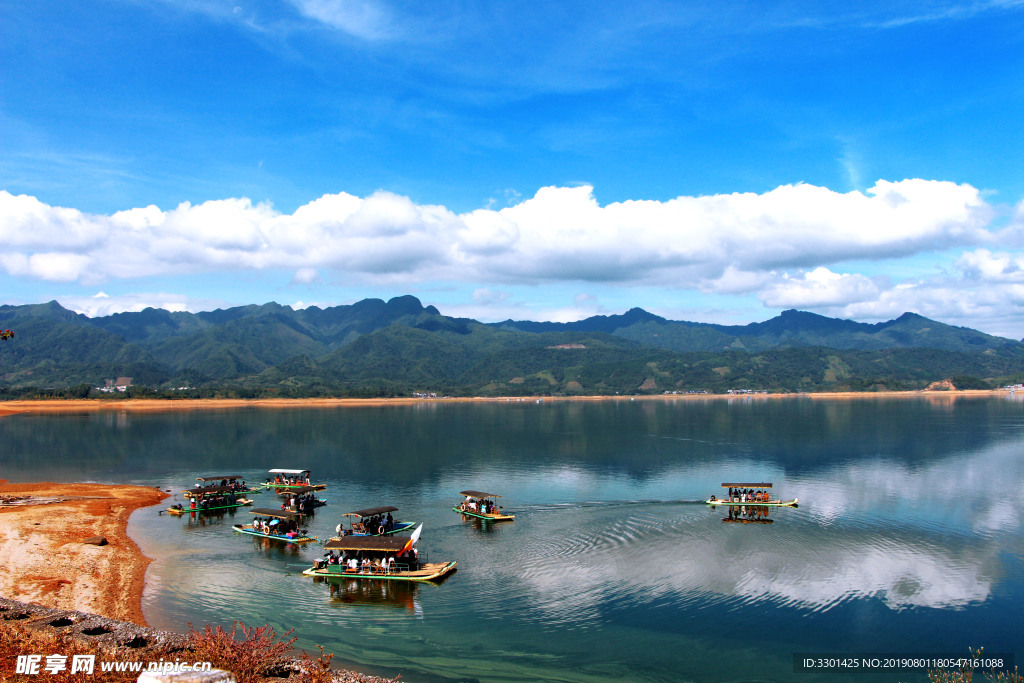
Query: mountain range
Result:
<box><xmin>1</xmin><ymin>296</ymin><xmax>1022</xmax><ymax>397</ymax></box>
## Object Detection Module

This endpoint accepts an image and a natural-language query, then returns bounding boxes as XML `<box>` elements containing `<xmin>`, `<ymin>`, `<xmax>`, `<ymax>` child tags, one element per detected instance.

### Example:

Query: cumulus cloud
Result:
<box><xmin>1</xmin><ymin>179</ymin><xmax>1020</xmax><ymax>330</ymax></box>
<box><xmin>759</xmin><ymin>267</ymin><xmax>882</xmax><ymax>308</ymax></box>
<box><xmin>59</xmin><ymin>291</ymin><xmax>200</xmax><ymax>318</ymax></box>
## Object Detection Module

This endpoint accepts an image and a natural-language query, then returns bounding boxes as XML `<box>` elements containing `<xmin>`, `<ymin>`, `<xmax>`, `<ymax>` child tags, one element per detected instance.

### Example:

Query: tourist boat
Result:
<box><xmin>276</xmin><ymin>486</ymin><xmax>328</xmax><ymax>513</ymax></box>
<box><xmin>302</xmin><ymin>527</ymin><xmax>457</xmax><ymax>582</ymax></box>
<box><xmin>262</xmin><ymin>468</ymin><xmax>327</xmax><ymax>491</ymax></box>
<box><xmin>332</xmin><ymin>505</ymin><xmax>416</xmax><ymax>537</ymax></box>
<box><xmin>166</xmin><ymin>489</ymin><xmax>254</xmax><ymax>515</ymax></box>
<box><xmin>232</xmin><ymin>508</ymin><xmax>318</xmax><ymax>543</ymax></box>
<box><xmin>453</xmin><ymin>490</ymin><xmax>514</xmax><ymax>521</ymax></box>
<box><xmin>705</xmin><ymin>482</ymin><xmax>798</xmax><ymax>507</ymax></box>
<box><xmin>184</xmin><ymin>476</ymin><xmax>260</xmax><ymax>497</ymax></box>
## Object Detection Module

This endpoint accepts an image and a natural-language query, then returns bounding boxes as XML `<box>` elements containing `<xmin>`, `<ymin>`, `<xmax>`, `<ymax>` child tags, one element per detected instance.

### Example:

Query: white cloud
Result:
<box><xmin>957</xmin><ymin>249</ymin><xmax>1024</xmax><ymax>283</ymax></box>
<box><xmin>287</xmin><ymin>0</ymin><xmax>395</xmax><ymax>40</ymax></box>
<box><xmin>291</xmin><ymin>267</ymin><xmax>321</xmax><ymax>285</ymax></box>
<box><xmin>60</xmin><ymin>292</ymin><xmax>200</xmax><ymax>317</ymax></box>
<box><xmin>759</xmin><ymin>267</ymin><xmax>882</xmax><ymax>308</ymax></box>
<box><xmin>2</xmin><ymin>180</ymin><xmax>1022</xmax><ymax>333</ymax></box>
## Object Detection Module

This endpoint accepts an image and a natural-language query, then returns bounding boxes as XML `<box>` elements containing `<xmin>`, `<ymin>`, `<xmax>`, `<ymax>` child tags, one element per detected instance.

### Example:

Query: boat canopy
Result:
<box><xmin>721</xmin><ymin>482</ymin><xmax>772</xmax><ymax>488</ymax></box>
<box><xmin>190</xmin><ymin>485</ymin><xmax>238</xmax><ymax>495</ymax></box>
<box><xmin>324</xmin><ymin>536</ymin><xmax>410</xmax><ymax>552</ymax></box>
<box><xmin>268</xmin><ymin>468</ymin><xmax>311</xmax><ymax>476</ymax></box>
<box><xmin>344</xmin><ymin>505</ymin><xmax>399</xmax><ymax>517</ymax></box>
<box><xmin>250</xmin><ymin>508</ymin><xmax>304</xmax><ymax>519</ymax></box>
<box><xmin>196</xmin><ymin>476</ymin><xmax>243</xmax><ymax>482</ymax></box>
<box><xmin>459</xmin><ymin>490</ymin><xmax>501</xmax><ymax>498</ymax></box>
<box><xmin>276</xmin><ymin>486</ymin><xmax>319</xmax><ymax>495</ymax></box>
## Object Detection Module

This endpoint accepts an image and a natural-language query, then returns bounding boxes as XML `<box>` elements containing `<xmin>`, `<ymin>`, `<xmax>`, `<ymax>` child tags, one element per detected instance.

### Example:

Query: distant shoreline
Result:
<box><xmin>0</xmin><ymin>389</ymin><xmax>1010</xmax><ymax>415</ymax></box>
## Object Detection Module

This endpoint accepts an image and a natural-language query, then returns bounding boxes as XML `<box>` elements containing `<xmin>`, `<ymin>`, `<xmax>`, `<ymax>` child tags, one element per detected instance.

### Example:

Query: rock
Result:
<box><xmin>82</xmin><ymin>536</ymin><xmax>108</xmax><ymax>546</ymax></box>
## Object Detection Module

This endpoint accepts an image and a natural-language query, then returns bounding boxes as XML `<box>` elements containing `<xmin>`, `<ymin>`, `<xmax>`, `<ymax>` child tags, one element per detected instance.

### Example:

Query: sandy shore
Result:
<box><xmin>0</xmin><ymin>389</ymin><xmax>1009</xmax><ymax>416</ymax></box>
<box><xmin>0</xmin><ymin>481</ymin><xmax>167</xmax><ymax>626</ymax></box>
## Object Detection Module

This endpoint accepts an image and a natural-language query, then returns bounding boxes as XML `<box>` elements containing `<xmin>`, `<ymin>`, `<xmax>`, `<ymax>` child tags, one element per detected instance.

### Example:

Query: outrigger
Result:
<box><xmin>232</xmin><ymin>508</ymin><xmax>318</xmax><ymax>543</ymax></box>
<box><xmin>332</xmin><ymin>505</ymin><xmax>416</xmax><ymax>538</ymax></box>
<box><xmin>262</xmin><ymin>468</ymin><xmax>327</xmax><ymax>491</ymax></box>
<box><xmin>302</xmin><ymin>526</ymin><xmax>457</xmax><ymax>582</ymax></box>
<box><xmin>167</xmin><ymin>488</ymin><xmax>254</xmax><ymax>515</ymax></box>
<box><xmin>184</xmin><ymin>476</ymin><xmax>259</xmax><ymax>497</ymax></box>
<box><xmin>705</xmin><ymin>482</ymin><xmax>798</xmax><ymax>507</ymax></box>
<box><xmin>454</xmin><ymin>490</ymin><xmax>514</xmax><ymax>522</ymax></box>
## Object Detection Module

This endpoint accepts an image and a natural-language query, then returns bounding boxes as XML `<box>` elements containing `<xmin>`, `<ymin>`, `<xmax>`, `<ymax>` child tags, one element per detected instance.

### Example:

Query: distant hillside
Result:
<box><xmin>494</xmin><ymin>308</ymin><xmax>1019</xmax><ymax>353</ymax></box>
<box><xmin>1</xmin><ymin>297</ymin><xmax>1023</xmax><ymax>397</ymax></box>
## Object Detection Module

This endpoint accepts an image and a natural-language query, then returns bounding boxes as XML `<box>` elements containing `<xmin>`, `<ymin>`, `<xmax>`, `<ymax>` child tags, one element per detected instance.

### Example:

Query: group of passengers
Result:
<box><xmin>186</xmin><ymin>491</ymin><xmax>241</xmax><ymax>510</ymax></box>
<box><xmin>459</xmin><ymin>497</ymin><xmax>499</xmax><ymax>515</ymax></box>
<box><xmin>271</xmin><ymin>474</ymin><xmax>311</xmax><ymax>486</ymax></box>
<box><xmin>726</xmin><ymin>487</ymin><xmax>769</xmax><ymax>503</ymax></box>
<box><xmin>282</xmin><ymin>492</ymin><xmax>323</xmax><ymax>513</ymax></box>
<box><xmin>212</xmin><ymin>479</ymin><xmax>248</xmax><ymax>491</ymax></box>
<box><xmin>189</xmin><ymin>480</ymin><xmax>249</xmax><ymax>497</ymax></box>
<box><xmin>342</xmin><ymin>512</ymin><xmax>396</xmax><ymax>536</ymax></box>
<box><xmin>251</xmin><ymin>516</ymin><xmax>304</xmax><ymax>539</ymax></box>
<box><xmin>312</xmin><ymin>548</ymin><xmax>418</xmax><ymax>574</ymax></box>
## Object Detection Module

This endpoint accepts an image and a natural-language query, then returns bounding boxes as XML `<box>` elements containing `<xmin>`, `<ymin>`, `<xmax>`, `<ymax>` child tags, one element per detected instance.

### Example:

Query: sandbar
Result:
<box><xmin>0</xmin><ymin>480</ymin><xmax>167</xmax><ymax>626</ymax></box>
<box><xmin>0</xmin><ymin>389</ymin><xmax>1010</xmax><ymax>417</ymax></box>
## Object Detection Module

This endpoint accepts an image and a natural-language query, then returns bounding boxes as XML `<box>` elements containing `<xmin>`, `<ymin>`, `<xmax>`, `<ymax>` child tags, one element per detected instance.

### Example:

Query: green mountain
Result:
<box><xmin>1</xmin><ymin>297</ymin><xmax>1022</xmax><ymax>397</ymax></box>
<box><xmin>494</xmin><ymin>308</ymin><xmax>1018</xmax><ymax>353</ymax></box>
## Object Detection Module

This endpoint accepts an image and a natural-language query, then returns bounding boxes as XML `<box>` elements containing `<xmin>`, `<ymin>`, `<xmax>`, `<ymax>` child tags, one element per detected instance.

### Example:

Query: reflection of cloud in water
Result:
<box><xmin>790</xmin><ymin>438</ymin><xmax>1024</xmax><ymax>535</ymax></box>
<box><xmin>508</xmin><ymin>511</ymin><xmax>998</xmax><ymax>629</ymax></box>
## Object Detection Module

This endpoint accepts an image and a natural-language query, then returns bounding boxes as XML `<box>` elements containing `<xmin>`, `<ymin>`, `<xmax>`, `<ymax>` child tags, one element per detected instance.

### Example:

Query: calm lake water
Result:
<box><xmin>3</xmin><ymin>396</ymin><xmax>1023</xmax><ymax>682</ymax></box>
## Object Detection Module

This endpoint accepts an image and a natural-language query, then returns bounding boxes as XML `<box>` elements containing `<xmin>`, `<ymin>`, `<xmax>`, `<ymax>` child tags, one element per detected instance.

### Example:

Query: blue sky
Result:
<box><xmin>3</xmin><ymin>0</ymin><xmax>1024</xmax><ymax>337</ymax></box>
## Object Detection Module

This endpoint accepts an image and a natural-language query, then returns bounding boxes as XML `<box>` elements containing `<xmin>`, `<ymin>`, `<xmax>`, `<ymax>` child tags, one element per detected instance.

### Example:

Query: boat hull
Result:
<box><xmin>302</xmin><ymin>561</ymin><xmax>457</xmax><ymax>582</ymax></box>
<box><xmin>232</xmin><ymin>525</ymin><xmax>318</xmax><ymax>543</ymax></box>
<box><xmin>705</xmin><ymin>498</ymin><xmax>798</xmax><ymax>507</ymax></box>
<box><xmin>453</xmin><ymin>507</ymin><xmax>515</xmax><ymax>521</ymax></box>
<box><xmin>166</xmin><ymin>499</ymin><xmax>253</xmax><ymax>515</ymax></box>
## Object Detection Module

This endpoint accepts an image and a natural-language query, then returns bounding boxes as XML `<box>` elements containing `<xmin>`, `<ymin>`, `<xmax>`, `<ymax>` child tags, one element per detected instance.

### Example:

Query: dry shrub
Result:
<box><xmin>185</xmin><ymin>622</ymin><xmax>297</xmax><ymax>683</ymax></box>
<box><xmin>1</xmin><ymin>619</ymin><xmax>401</xmax><ymax>683</ymax></box>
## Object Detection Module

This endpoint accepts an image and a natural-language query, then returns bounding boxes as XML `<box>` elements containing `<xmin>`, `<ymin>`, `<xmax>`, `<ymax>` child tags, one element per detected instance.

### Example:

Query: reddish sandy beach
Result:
<box><xmin>0</xmin><ymin>389</ymin><xmax>1006</xmax><ymax>418</ymax></box>
<box><xmin>0</xmin><ymin>480</ymin><xmax>167</xmax><ymax>626</ymax></box>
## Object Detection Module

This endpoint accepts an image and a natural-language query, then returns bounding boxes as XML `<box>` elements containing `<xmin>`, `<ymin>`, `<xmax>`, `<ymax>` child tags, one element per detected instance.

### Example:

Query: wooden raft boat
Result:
<box><xmin>705</xmin><ymin>482</ymin><xmax>798</xmax><ymax>507</ymax></box>
<box><xmin>332</xmin><ymin>505</ymin><xmax>416</xmax><ymax>538</ymax></box>
<box><xmin>453</xmin><ymin>490</ymin><xmax>515</xmax><ymax>521</ymax></box>
<box><xmin>262</xmin><ymin>468</ymin><xmax>327</xmax><ymax>491</ymax></box>
<box><xmin>302</xmin><ymin>530</ymin><xmax>456</xmax><ymax>583</ymax></box>
<box><xmin>232</xmin><ymin>508</ymin><xmax>318</xmax><ymax>543</ymax></box>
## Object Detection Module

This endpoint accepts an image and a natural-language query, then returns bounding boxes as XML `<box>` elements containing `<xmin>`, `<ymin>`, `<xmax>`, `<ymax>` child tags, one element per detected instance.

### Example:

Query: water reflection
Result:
<box><xmin>312</xmin><ymin>576</ymin><xmax>424</xmax><ymax>616</ymax></box>
<box><xmin>723</xmin><ymin>506</ymin><xmax>774</xmax><ymax>523</ymax></box>
<box><xmin>5</xmin><ymin>397</ymin><xmax>1024</xmax><ymax>682</ymax></box>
